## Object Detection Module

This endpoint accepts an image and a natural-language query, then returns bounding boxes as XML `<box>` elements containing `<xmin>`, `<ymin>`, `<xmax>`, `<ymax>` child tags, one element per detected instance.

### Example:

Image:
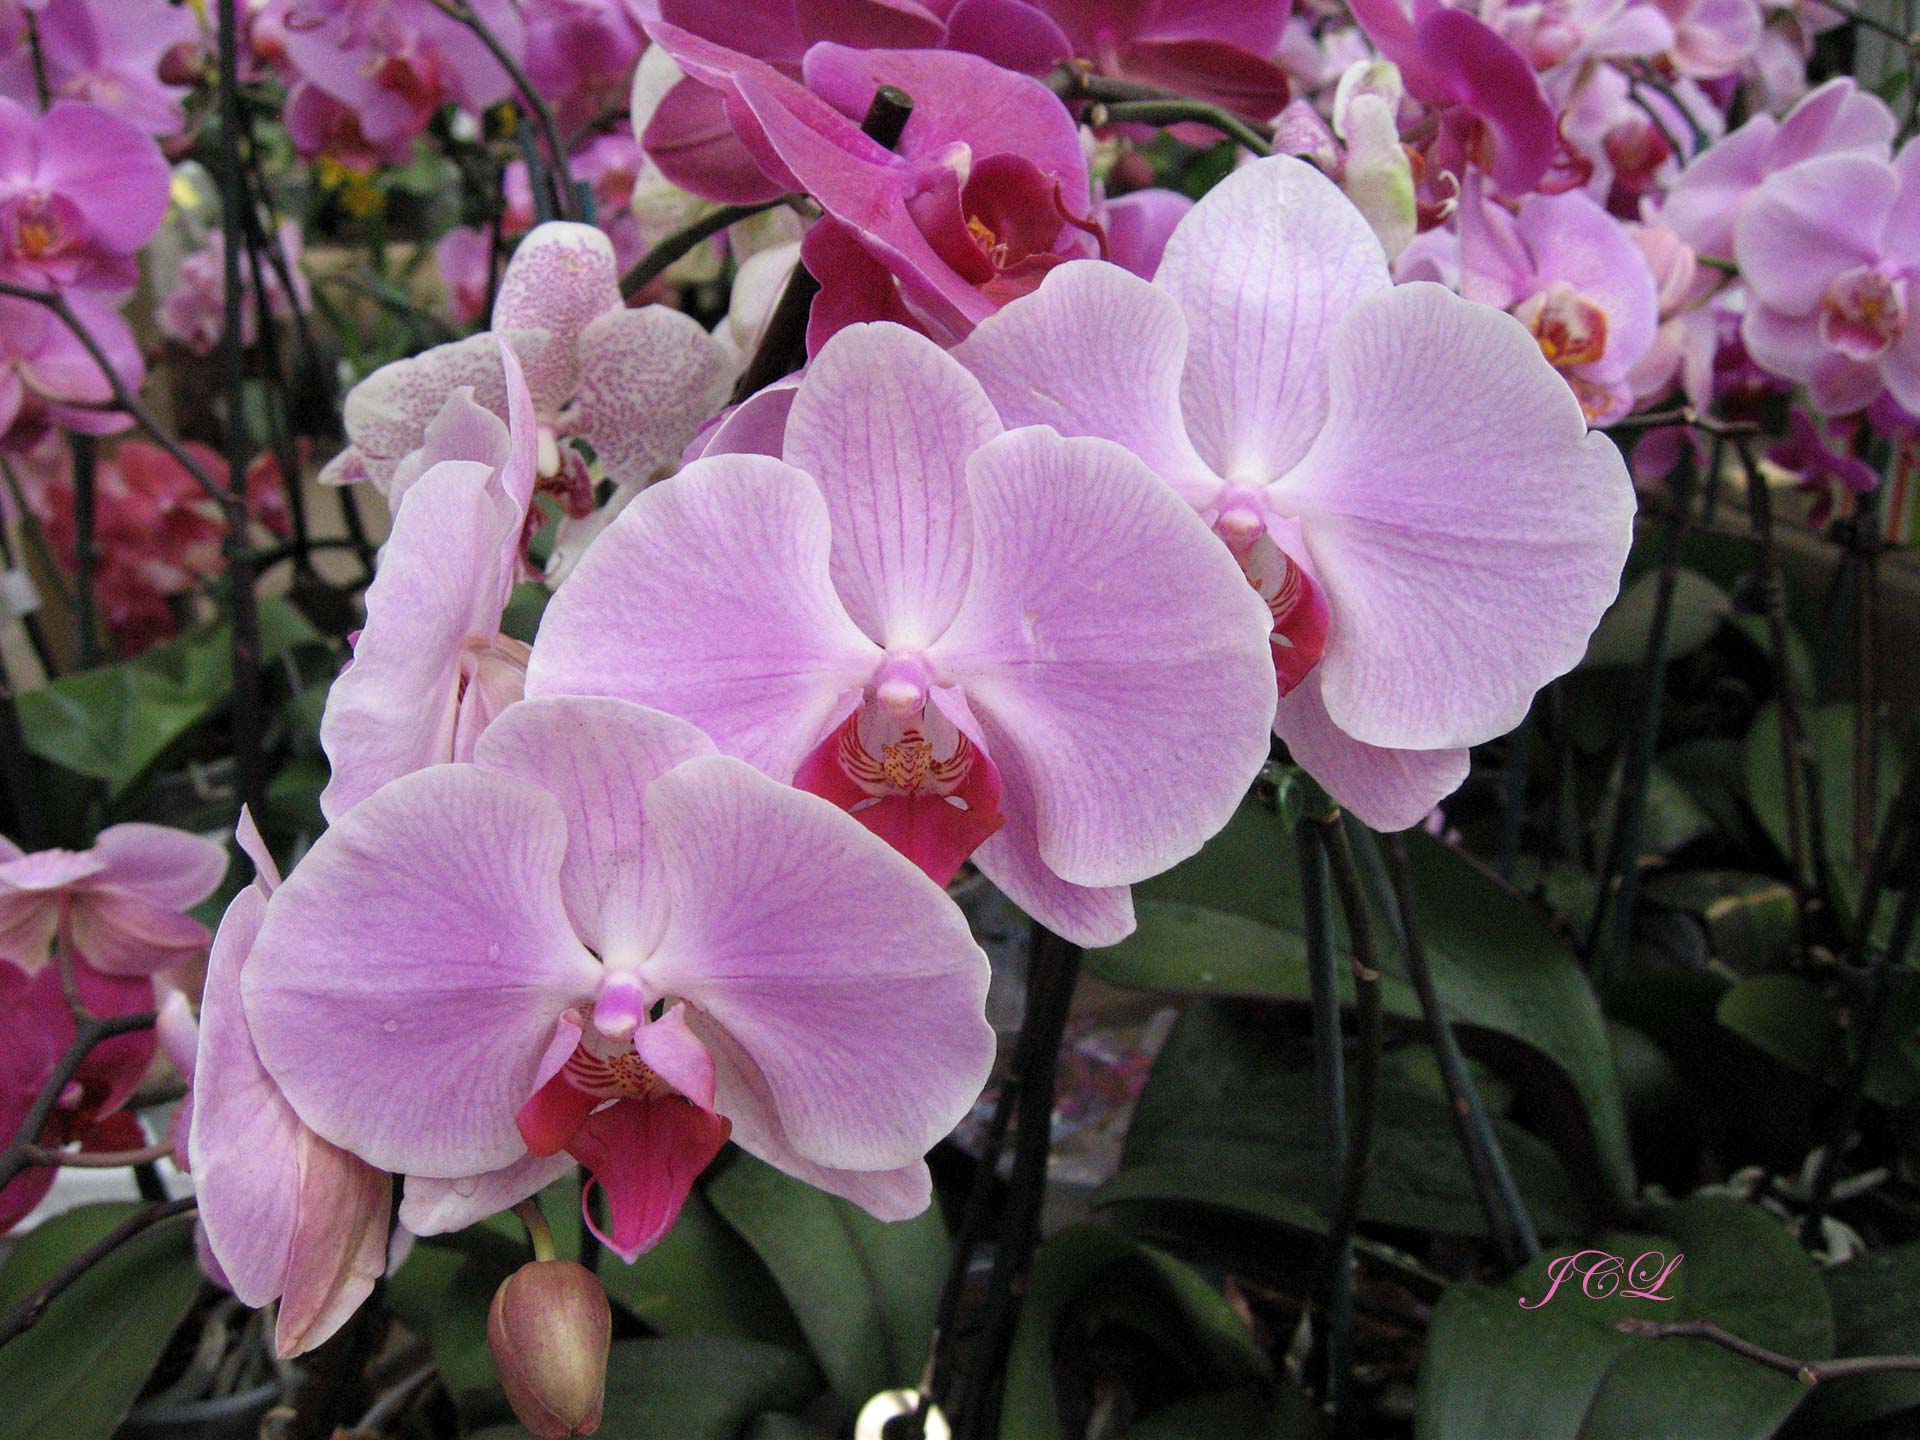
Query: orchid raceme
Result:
<box><xmin>243</xmin><ymin>696</ymin><xmax>994</xmax><ymax>1261</ymax></box>
<box><xmin>527</xmin><ymin>322</ymin><xmax>1277</xmax><ymax>946</ymax></box>
<box><xmin>189</xmin><ymin>811</ymin><xmax>392</xmax><ymax>1358</ymax></box>
<box><xmin>952</xmin><ymin>156</ymin><xmax>1636</xmax><ymax>830</ymax></box>
<box><xmin>0</xmin><ymin>97</ymin><xmax>171</xmax><ymax>292</ymax></box>
<box><xmin>317</xmin><ymin>338</ymin><xmax>539</xmax><ymax>820</ymax></box>
<box><xmin>321</xmin><ymin>222</ymin><xmax>731</xmax><ymax>511</ymax></box>
<box><xmin>0</xmin><ymin>823</ymin><xmax>226</xmax><ymax>978</ymax></box>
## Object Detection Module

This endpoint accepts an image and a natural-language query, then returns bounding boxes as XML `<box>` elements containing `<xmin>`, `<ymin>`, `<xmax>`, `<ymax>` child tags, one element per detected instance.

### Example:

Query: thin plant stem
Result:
<box><xmin>1095</xmin><ymin>100</ymin><xmax>1275</xmax><ymax>155</ymax></box>
<box><xmin>26</xmin><ymin>1139</ymin><xmax>175</xmax><ymax>1168</ymax></box>
<box><xmin>921</xmin><ymin>1076</ymin><xmax>1017</xmax><ymax>1424</ymax></box>
<box><xmin>0</xmin><ymin>1009</ymin><xmax>160</xmax><ymax>1196</ymax></box>
<box><xmin>1384</xmin><ymin>833</ymin><xmax>1540</xmax><ymax>1266</ymax></box>
<box><xmin>0</xmin><ymin>1197</ymin><xmax>197</xmax><ymax>1350</ymax></box>
<box><xmin>1322</xmin><ymin>817</ymin><xmax>1384</xmax><ymax>1296</ymax></box>
<box><xmin>1617</xmin><ymin>1316</ymin><xmax>1920</xmax><ymax>1384</ymax></box>
<box><xmin>23</xmin><ymin>11</ymin><xmax>49</xmax><ymax>109</ymax></box>
<box><xmin>952</xmin><ymin>925</ymin><xmax>1082</xmax><ymax>1440</ymax></box>
<box><xmin>513</xmin><ymin>1197</ymin><xmax>557</xmax><ymax>1263</ymax></box>
<box><xmin>619</xmin><ymin>199</ymin><xmax>788</xmax><ymax>299</ymax></box>
<box><xmin>1046</xmin><ymin>66</ymin><xmax>1276</xmax><ymax>155</ymax></box>
<box><xmin>426</xmin><ymin>0</ymin><xmax>574</xmax><ymax>216</ymax></box>
<box><xmin>1298</xmin><ymin>816</ymin><xmax>1353</xmax><ymax>1421</ymax></box>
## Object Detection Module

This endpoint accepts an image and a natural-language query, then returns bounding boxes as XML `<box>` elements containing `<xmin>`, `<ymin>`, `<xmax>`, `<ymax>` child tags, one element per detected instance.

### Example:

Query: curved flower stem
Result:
<box><xmin>1094</xmin><ymin>100</ymin><xmax>1275</xmax><ymax>157</ymax></box>
<box><xmin>514</xmin><ymin>1197</ymin><xmax>557</xmax><ymax>1263</ymax></box>
<box><xmin>1045</xmin><ymin>64</ymin><xmax>1275</xmax><ymax>156</ymax></box>
<box><xmin>0</xmin><ymin>1007</ymin><xmax>159</xmax><ymax>1198</ymax></box>
<box><xmin>619</xmin><ymin>199</ymin><xmax>790</xmax><ymax>300</ymax></box>
<box><xmin>1299</xmin><ymin>815</ymin><xmax>1353</xmax><ymax>1420</ymax></box>
<box><xmin>952</xmin><ymin>924</ymin><xmax>1082</xmax><ymax>1440</ymax></box>
<box><xmin>1383</xmin><ymin>832</ymin><xmax>1540</xmax><ymax>1267</ymax></box>
<box><xmin>26</xmin><ymin>1140</ymin><xmax>175</xmax><ymax>1168</ymax></box>
<box><xmin>0</xmin><ymin>281</ymin><xmax>225</xmax><ymax>505</ymax></box>
<box><xmin>425</xmin><ymin>0</ymin><xmax>575</xmax><ymax>218</ymax></box>
<box><xmin>1617</xmin><ymin>1316</ymin><xmax>1920</xmax><ymax>1384</ymax></box>
<box><xmin>0</xmin><ymin>1196</ymin><xmax>196</xmax><ymax>1351</ymax></box>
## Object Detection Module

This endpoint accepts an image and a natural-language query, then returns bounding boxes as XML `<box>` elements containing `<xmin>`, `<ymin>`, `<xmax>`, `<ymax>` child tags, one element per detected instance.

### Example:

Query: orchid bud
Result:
<box><xmin>157</xmin><ymin>41</ymin><xmax>208</xmax><ymax>88</ymax></box>
<box><xmin>488</xmin><ymin>1261</ymin><xmax>611</xmax><ymax>1439</ymax></box>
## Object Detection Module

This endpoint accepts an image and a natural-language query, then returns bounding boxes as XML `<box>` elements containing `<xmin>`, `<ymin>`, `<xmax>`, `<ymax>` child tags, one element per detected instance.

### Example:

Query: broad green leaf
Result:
<box><xmin>0</xmin><ymin>1203</ymin><xmax>203</xmax><ymax>1440</ymax></box>
<box><xmin>707</xmin><ymin>1151</ymin><xmax>946</xmax><ymax>1408</ymax></box>
<box><xmin>1580</xmin><ymin>568</ymin><xmax>1732</xmax><ymax>670</ymax></box>
<box><xmin>388</xmin><ymin>1229</ymin><xmax>519</xmax><ymax>1401</ymax></box>
<box><xmin>1089</xmin><ymin>802</ymin><xmax>1633</xmax><ymax>1214</ymax></box>
<box><xmin>1003</xmin><ymin>1225</ymin><xmax>1268</xmax><ymax>1440</ymax></box>
<box><xmin>1786</xmin><ymin>1242</ymin><xmax>1920</xmax><ymax>1436</ymax></box>
<box><xmin>1645</xmin><ymin>870</ymin><xmax>1798</xmax><ymax>975</ymax></box>
<box><xmin>16</xmin><ymin>596</ymin><xmax>325</xmax><ymax>798</ymax></box>
<box><xmin>1718</xmin><ymin>973</ymin><xmax>1920</xmax><ymax>1107</ymax></box>
<box><xmin>1415</xmin><ymin>1196</ymin><xmax>1832</xmax><ymax>1440</ymax></box>
<box><xmin>1125</xmin><ymin>1386</ymin><xmax>1323</xmax><ymax>1439</ymax></box>
<box><xmin>1102</xmin><ymin>1000</ymin><xmax>1584</xmax><ymax>1241</ymax></box>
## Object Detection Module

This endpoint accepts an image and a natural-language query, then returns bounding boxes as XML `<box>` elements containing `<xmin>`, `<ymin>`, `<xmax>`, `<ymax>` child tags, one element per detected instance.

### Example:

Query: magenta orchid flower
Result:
<box><xmin>322</xmin><ymin>223</ymin><xmax>729</xmax><ymax>509</ymax></box>
<box><xmin>0</xmin><ymin>0</ymin><xmax>199</xmax><ymax>137</ymax></box>
<box><xmin>318</xmin><ymin>340</ymin><xmax>538</xmax><ymax>820</ymax></box>
<box><xmin>528</xmin><ymin>321</ymin><xmax>1276</xmax><ymax>945</ymax></box>
<box><xmin>1031</xmin><ymin>0</ymin><xmax>1293</xmax><ymax>121</ymax></box>
<box><xmin>1734</xmin><ymin>138</ymin><xmax>1920</xmax><ymax>416</ymax></box>
<box><xmin>523</xmin><ymin>0</ymin><xmax>646</xmax><ymax>137</ymax></box>
<box><xmin>0</xmin><ymin>824</ymin><xmax>226</xmax><ymax>979</ymax></box>
<box><xmin>1457</xmin><ymin>179</ymin><xmax>1661</xmax><ymax>425</ymax></box>
<box><xmin>159</xmin><ymin>222</ymin><xmax>312</xmax><ymax>357</ymax></box>
<box><xmin>1346</xmin><ymin>0</ymin><xmax>1557</xmax><ymax>196</ymax></box>
<box><xmin>0</xmin><ymin>287</ymin><xmax>143</xmax><ymax>443</ymax></box>
<box><xmin>952</xmin><ymin>157</ymin><xmax>1635</xmax><ymax>831</ymax></box>
<box><xmin>1659</xmin><ymin>76</ymin><xmax>1893</xmax><ymax>261</ymax></box>
<box><xmin>647</xmin><ymin>24</ymin><xmax>1095</xmax><ymax>340</ymax></box>
<box><xmin>243</xmin><ymin>695</ymin><xmax>994</xmax><ymax>1260</ymax></box>
<box><xmin>189</xmin><ymin>811</ymin><xmax>391</xmax><ymax>1358</ymax></box>
<box><xmin>262</xmin><ymin>0</ymin><xmax>522</xmax><ymax>153</ymax></box>
<box><xmin>0</xmin><ymin>97</ymin><xmax>169</xmax><ymax>293</ymax></box>
<box><xmin>1</xmin><ymin>955</ymin><xmax>156</xmax><ymax>1233</ymax></box>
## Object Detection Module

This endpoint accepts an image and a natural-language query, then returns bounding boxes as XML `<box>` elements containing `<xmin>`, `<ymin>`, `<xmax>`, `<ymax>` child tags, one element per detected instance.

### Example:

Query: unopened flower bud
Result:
<box><xmin>487</xmin><ymin>1260</ymin><xmax>611</xmax><ymax>1439</ymax></box>
<box><xmin>157</xmin><ymin>41</ymin><xmax>208</xmax><ymax>88</ymax></box>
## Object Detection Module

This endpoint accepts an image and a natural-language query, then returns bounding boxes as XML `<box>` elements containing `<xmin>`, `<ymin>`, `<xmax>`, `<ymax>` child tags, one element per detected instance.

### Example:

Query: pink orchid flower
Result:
<box><xmin>1</xmin><ymin>956</ymin><xmax>157</xmax><ymax>1233</ymax></box>
<box><xmin>262</xmin><ymin>0</ymin><xmax>522</xmax><ymax>153</ymax></box>
<box><xmin>0</xmin><ymin>824</ymin><xmax>227</xmax><ymax>979</ymax></box>
<box><xmin>1030</xmin><ymin>0</ymin><xmax>1293</xmax><ymax>122</ymax></box>
<box><xmin>0</xmin><ymin>0</ymin><xmax>199</xmax><ymax>137</ymax></box>
<box><xmin>435</xmin><ymin>225</ymin><xmax>494</xmax><ymax>328</ymax></box>
<box><xmin>1457</xmin><ymin>178</ymin><xmax>1661</xmax><ymax>424</ymax></box>
<box><xmin>1734</xmin><ymin>138</ymin><xmax>1920</xmax><ymax>416</ymax></box>
<box><xmin>158</xmin><ymin>222</ymin><xmax>312</xmax><ymax>357</ymax></box>
<box><xmin>243</xmin><ymin>695</ymin><xmax>994</xmax><ymax>1260</ymax></box>
<box><xmin>1659</xmin><ymin>76</ymin><xmax>1894</xmax><ymax>261</ymax></box>
<box><xmin>0</xmin><ymin>97</ymin><xmax>169</xmax><ymax>293</ymax></box>
<box><xmin>318</xmin><ymin>340</ymin><xmax>539</xmax><ymax>821</ymax></box>
<box><xmin>189</xmin><ymin>811</ymin><xmax>391</xmax><ymax>1358</ymax></box>
<box><xmin>0</xmin><ymin>286</ymin><xmax>142</xmax><ymax>445</ymax></box>
<box><xmin>1346</xmin><ymin>0</ymin><xmax>1557</xmax><ymax>196</ymax></box>
<box><xmin>527</xmin><ymin>321</ymin><xmax>1277</xmax><ymax>946</ymax></box>
<box><xmin>322</xmin><ymin>223</ymin><xmax>729</xmax><ymax>509</ymax></box>
<box><xmin>952</xmin><ymin>157</ymin><xmax>1635</xmax><ymax>831</ymax></box>
<box><xmin>523</xmin><ymin>0</ymin><xmax>647</xmax><ymax>137</ymax></box>
<box><xmin>647</xmin><ymin>24</ymin><xmax>1095</xmax><ymax>341</ymax></box>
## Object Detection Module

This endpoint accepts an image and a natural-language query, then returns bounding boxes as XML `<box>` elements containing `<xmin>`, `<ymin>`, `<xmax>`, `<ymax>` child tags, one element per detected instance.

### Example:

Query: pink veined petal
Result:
<box><xmin>640</xmin><ymin>22</ymin><xmax>805</xmax><ymax>195</ymax></box>
<box><xmin>189</xmin><ymin>886</ymin><xmax>302</xmax><ymax>1308</ymax></box>
<box><xmin>783</xmin><ymin>323</ymin><xmax>1001</xmax><ymax>647</ymax></box>
<box><xmin>568</xmin><ymin>304</ymin><xmax>732</xmax><ymax>489</ymax></box>
<box><xmin>640</xmin><ymin>754</ymin><xmax>993</xmax><ymax>1172</ymax></box>
<box><xmin>1156</xmin><ymin>155</ymin><xmax>1392</xmax><ymax>482</ymax></box>
<box><xmin>1883</xmin><ymin>136</ymin><xmax>1920</xmax><ymax>269</ymax></box>
<box><xmin>656</xmin><ymin>0</ymin><xmax>807</xmax><ymax>67</ymax></box>
<box><xmin>33</xmin><ymin>100</ymin><xmax>170</xmax><ymax>253</ymax></box>
<box><xmin>1274</xmin><ymin>671</ymin><xmax>1472</xmax><ymax>831</ymax></box>
<box><xmin>691</xmin><ymin>1019</ymin><xmax>935</xmax><ymax>1218</ymax></box>
<box><xmin>967</xmin><ymin>725</ymin><xmax>1137</xmax><ymax>947</ymax></box>
<box><xmin>1135</xmin><ymin>0</ymin><xmax>1291</xmax><ymax>51</ymax></box>
<box><xmin>951</xmin><ymin>259</ymin><xmax>1221</xmax><ymax>509</ymax></box>
<box><xmin>1768</xmin><ymin>76</ymin><xmax>1896</xmax><ymax>170</ymax></box>
<box><xmin>1806</xmin><ymin>351</ymin><xmax>1887</xmax><ymax>416</ymax></box>
<box><xmin>929</xmin><ymin>428</ymin><xmax>1276</xmax><ymax>889</ymax></box>
<box><xmin>1733</xmin><ymin>153</ymin><xmax>1897</xmax><ymax>316</ymax></box>
<box><xmin>1740</xmin><ymin>304</ymin><xmax>1827</xmax><ymax>384</ymax></box>
<box><xmin>1882</xmin><ymin>316</ymin><xmax>1920</xmax><ymax>415</ymax></box>
<box><xmin>399</xmin><ymin>1152</ymin><xmax>575</xmax><ymax>1237</ymax></box>
<box><xmin>568</xmin><ymin>1093</ymin><xmax>732</xmax><ymax>1262</ymax></box>
<box><xmin>492</xmin><ymin>223</ymin><xmax>623</xmax><ymax>408</ymax></box>
<box><xmin>318</xmin><ymin>459</ymin><xmax>518</xmax><ymax>822</ymax></box>
<box><xmin>1659</xmin><ymin>112</ymin><xmax>1773</xmax><ymax>259</ymax></box>
<box><xmin>88</xmin><ymin>822</ymin><xmax>227</xmax><ymax>909</ymax></box>
<box><xmin>526</xmin><ymin>453</ymin><xmax>880</xmax><ymax>781</ymax></box>
<box><xmin>273</xmin><ymin>1136</ymin><xmax>390</xmax><ymax>1358</ymax></box>
<box><xmin>1275</xmin><ymin>282</ymin><xmax>1637</xmax><ymax>751</ymax></box>
<box><xmin>1456</xmin><ymin>179</ymin><xmax>1537</xmax><ymax>311</ymax></box>
<box><xmin>473</xmin><ymin>696</ymin><xmax>717</xmax><ymax>958</ymax></box>
<box><xmin>244</xmin><ymin>764</ymin><xmax>604</xmax><ymax>1179</ymax></box>
<box><xmin>66</xmin><ymin>892</ymin><xmax>212</xmax><ymax>976</ymax></box>
<box><xmin>642</xmin><ymin>74</ymin><xmax>792</xmax><ymax>206</ymax></box>
<box><xmin>686</xmin><ymin>376</ymin><xmax>799</xmax><ymax>461</ymax></box>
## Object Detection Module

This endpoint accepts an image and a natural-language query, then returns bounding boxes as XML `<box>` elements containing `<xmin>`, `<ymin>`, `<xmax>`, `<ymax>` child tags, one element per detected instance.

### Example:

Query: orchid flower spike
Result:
<box><xmin>190</xmin><ymin>810</ymin><xmax>392</xmax><ymax>1358</ymax></box>
<box><xmin>952</xmin><ymin>156</ymin><xmax>1636</xmax><ymax>831</ymax></box>
<box><xmin>318</xmin><ymin>338</ymin><xmax>538</xmax><ymax>820</ymax></box>
<box><xmin>242</xmin><ymin>696</ymin><xmax>994</xmax><ymax>1262</ymax></box>
<box><xmin>526</xmin><ymin>322</ymin><xmax>1278</xmax><ymax>946</ymax></box>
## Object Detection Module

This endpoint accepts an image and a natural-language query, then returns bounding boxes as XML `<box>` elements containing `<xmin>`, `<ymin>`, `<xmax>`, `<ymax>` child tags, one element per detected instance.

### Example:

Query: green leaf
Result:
<box><xmin>706</xmin><ymin>1151</ymin><xmax>946</xmax><ymax>1408</ymax></box>
<box><xmin>1414</xmin><ymin>1196</ymin><xmax>1833</xmax><ymax>1440</ymax></box>
<box><xmin>1101</xmin><ymin>1000</ymin><xmax>1585</xmax><ymax>1242</ymax></box>
<box><xmin>1089</xmin><ymin>802</ymin><xmax>1634</xmax><ymax>1214</ymax></box>
<box><xmin>1644</xmin><ymin>871</ymin><xmax>1798</xmax><ymax>975</ymax></box>
<box><xmin>1580</xmin><ymin>568</ymin><xmax>1732</xmax><ymax>670</ymax></box>
<box><xmin>1124</xmin><ymin>1386</ymin><xmax>1323</xmax><ymax>1439</ymax></box>
<box><xmin>15</xmin><ymin>596</ymin><xmax>325</xmax><ymax>798</ymax></box>
<box><xmin>0</xmin><ymin>1203</ymin><xmax>203</xmax><ymax>1440</ymax></box>
<box><xmin>387</xmin><ymin>1230</ymin><xmax>516</xmax><ymax>1401</ymax></box>
<box><xmin>1002</xmin><ymin>1225</ymin><xmax>1268</xmax><ymax>1440</ymax></box>
<box><xmin>1787</xmin><ymin>1242</ymin><xmax>1920</xmax><ymax>1436</ymax></box>
<box><xmin>1717</xmin><ymin>973</ymin><xmax>1920</xmax><ymax>1107</ymax></box>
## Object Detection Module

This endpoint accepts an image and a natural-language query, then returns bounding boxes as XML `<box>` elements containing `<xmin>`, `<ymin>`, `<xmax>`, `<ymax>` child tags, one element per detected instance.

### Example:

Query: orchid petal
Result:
<box><xmin>273</xmin><ymin>1136</ymin><xmax>390</xmax><ymax>1358</ymax></box>
<box><xmin>492</xmin><ymin>223</ymin><xmax>622</xmax><ymax>407</ymax></box>
<box><xmin>88</xmin><ymin>823</ymin><xmax>227</xmax><ymax>909</ymax></box>
<box><xmin>569</xmin><ymin>1094</ymin><xmax>731</xmax><ymax>1262</ymax></box>
<box><xmin>569</xmin><ymin>304</ymin><xmax>732</xmax><ymax>489</ymax></box>
<box><xmin>1274</xmin><ymin>672</ymin><xmax>1471</xmax><ymax>831</ymax></box>
<box><xmin>399</xmin><ymin>1153</ymin><xmax>575</xmax><ymax>1237</ymax></box>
